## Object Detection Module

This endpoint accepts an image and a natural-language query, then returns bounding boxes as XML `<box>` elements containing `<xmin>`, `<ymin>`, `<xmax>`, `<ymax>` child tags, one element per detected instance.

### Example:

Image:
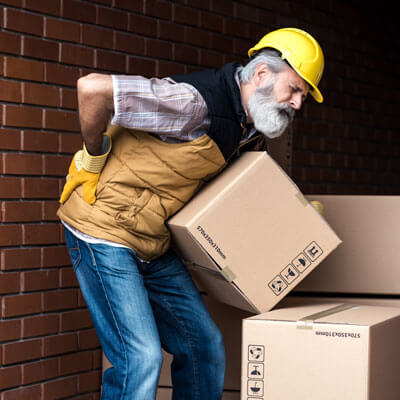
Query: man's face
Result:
<box><xmin>248</xmin><ymin>64</ymin><xmax>309</xmax><ymax>139</ymax></box>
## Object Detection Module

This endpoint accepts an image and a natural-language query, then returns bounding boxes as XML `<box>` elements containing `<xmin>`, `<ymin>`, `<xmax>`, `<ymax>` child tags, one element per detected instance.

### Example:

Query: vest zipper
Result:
<box><xmin>226</xmin><ymin>132</ymin><xmax>262</xmax><ymax>163</ymax></box>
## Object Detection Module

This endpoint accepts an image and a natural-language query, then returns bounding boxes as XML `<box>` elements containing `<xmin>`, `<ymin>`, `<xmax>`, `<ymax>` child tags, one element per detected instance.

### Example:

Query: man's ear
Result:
<box><xmin>253</xmin><ymin>63</ymin><xmax>272</xmax><ymax>87</ymax></box>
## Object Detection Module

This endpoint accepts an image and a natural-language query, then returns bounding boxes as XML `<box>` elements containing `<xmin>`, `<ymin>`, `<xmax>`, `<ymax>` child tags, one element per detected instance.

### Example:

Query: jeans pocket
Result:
<box><xmin>64</xmin><ymin>229</ymin><xmax>82</xmax><ymax>270</ymax></box>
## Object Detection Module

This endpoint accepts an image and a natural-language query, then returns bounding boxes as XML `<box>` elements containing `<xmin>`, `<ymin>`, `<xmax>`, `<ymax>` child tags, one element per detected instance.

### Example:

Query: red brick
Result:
<box><xmin>25</xmin><ymin>0</ymin><xmax>61</xmax><ymax>16</ymax></box>
<box><xmin>43</xmin><ymin>376</ymin><xmax>77</xmax><ymax>400</ymax></box>
<box><xmin>61</xmin><ymin>309</ymin><xmax>93</xmax><ymax>332</ymax></box>
<box><xmin>23</xmin><ymin>36</ymin><xmax>59</xmax><ymax>61</ymax></box>
<box><xmin>184</xmin><ymin>26</ymin><xmax>211</xmax><ymax>47</ymax></box>
<box><xmin>96</xmin><ymin>50</ymin><xmax>126</xmax><ymax>73</ymax></box>
<box><xmin>127</xmin><ymin>57</ymin><xmax>156</xmax><ymax>77</ymax></box>
<box><xmin>43</xmin><ymin>332</ymin><xmax>78</xmax><ymax>357</ymax></box>
<box><xmin>0</xmin><ymin>225</ymin><xmax>22</xmax><ymax>246</ymax></box>
<box><xmin>44</xmin><ymin>109</ymin><xmax>80</xmax><ymax>132</ymax></box>
<box><xmin>2</xmin><ymin>338</ymin><xmax>41</xmax><ymax>365</ymax></box>
<box><xmin>45</xmin><ymin>63</ymin><xmax>81</xmax><ymax>87</ymax></box>
<box><xmin>22</xmin><ymin>269</ymin><xmax>59</xmax><ymax>292</ymax></box>
<box><xmin>78</xmin><ymin>370</ymin><xmax>101</xmax><ymax>393</ymax></box>
<box><xmin>1</xmin><ymin>248</ymin><xmax>41</xmax><ymax>271</ymax></box>
<box><xmin>146</xmin><ymin>39</ymin><xmax>173</xmax><ymax>60</ymax></box>
<box><xmin>128</xmin><ymin>14</ymin><xmax>157</xmax><ymax>36</ymax></box>
<box><xmin>23</xmin><ymin>314</ymin><xmax>59</xmax><ymax>338</ymax></box>
<box><xmin>2</xmin><ymin>201</ymin><xmax>42</xmax><ymax>222</ymax></box>
<box><xmin>4</xmin><ymin>56</ymin><xmax>44</xmax><ymax>81</ymax></box>
<box><xmin>59</xmin><ymin>133</ymin><xmax>82</xmax><ymax>154</ymax></box>
<box><xmin>158</xmin><ymin>60</ymin><xmax>184</xmax><ymax>77</ymax></box>
<box><xmin>43</xmin><ymin>289</ymin><xmax>78</xmax><ymax>312</ymax></box>
<box><xmin>114</xmin><ymin>32</ymin><xmax>145</xmax><ymax>56</ymax></box>
<box><xmin>23</xmin><ymin>82</ymin><xmax>59</xmax><ymax>107</ymax></box>
<box><xmin>0</xmin><ymin>0</ymin><xmax>22</xmax><ymax>5</ymax></box>
<box><xmin>2</xmin><ymin>292</ymin><xmax>41</xmax><ymax>317</ymax></box>
<box><xmin>3</xmin><ymin>153</ymin><xmax>42</xmax><ymax>175</ymax></box>
<box><xmin>174</xmin><ymin>4</ymin><xmax>199</xmax><ymax>26</ymax></box>
<box><xmin>0</xmin><ymin>272</ymin><xmax>20</xmax><ymax>294</ymax></box>
<box><xmin>97</xmin><ymin>6</ymin><xmax>128</xmax><ymax>30</ymax></box>
<box><xmin>60</xmin><ymin>43</ymin><xmax>95</xmax><ymax>68</ymax></box>
<box><xmin>200</xmin><ymin>11</ymin><xmax>224</xmax><ymax>32</ymax></box>
<box><xmin>59</xmin><ymin>351</ymin><xmax>93</xmax><ymax>375</ymax></box>
<box><xmin>114</xmin><ymin>0</ymin><xmax>142</xmax><ymax>12</ymax></box>
<box><xmin>199</xmin><ymin>49</ymin><xmax>224</xmax><ymax>68</ymax></box>
<box><xmin>42</xmin><ymin>200</ymin><xmax>60</xmax><ymax>221</ymax></box>
<box><xmin>0</xmin><ymin>366</ymin><xmax>21</xmax><ymax>391</ymax></box>
<box><xmin>0</xmin><ymin>177</ymin><xmax>21</xmax><ymax>198</ymax></box>
<box><xmin>145</xmin><ymin>0</ymin><xmax>172</xmax><ymax>19</ymax></box>
<box><xmin>60</xmin><ymin>88</ymin><xmax>78</xmax><ymax>110</ymax></box>
<box><xmin>79</xmin><ymin>329</ymin><xmax>100</xmax><ymax>350</ymax></box>
<box><xmin>5</xmin><ymin>8</ymin><xmax>43</xmax><ymax>36</ymax></box>
<box><xmin>81</xmin><ymin>24</ymin><xmax>114</xmax><ymax>49</ymax></box>
<box><xmin>1</xmin><ymin>385</ymin><xmax>42</xmax><ymax>400</ymax></box>
<box><xmin>0</xmin><ymin>128</ymin><xmax>21</xmax><ymax>150</ymax></box>
<box><xmin>23</xmin><ymin>359</ymin><xmax>59</xmax><ymax>385</ymax></box>
<box><xmin>3</xmin><ymin>105</ymin><xmax>43</xmax><ymax>129</ymax></box>
<box><xmin>174</xmin><ymin>43</ymin><xmax>199</xmax><ymax>64</ymax></box>
<box><xmin>23</xmin><ymin>223</ymin><xmax>61</xmax><ymax>245</ymax></box>
<box><xmin>60</xmin><ymin>267</ymin><xmax>78</xmax><ymax>288</ymax></box>
<box><xmin>62</xmin><ymin>0</ymin><xmax>96</xmax><ymax>23</ymax></box>
<box><xmin>212</xmin><ymin>0</ymin><xmax>234</xmax><ymax>16</ymax></box>
<box><xmin>0</xmin><ymin>80</ymin><xmax>21</xmax><ymax>102</ymax></box>
<box><xmin>23</xmin><ymin>130</ymin><xmax>58</xmax><ymax>153</ymax></box>
<box><xmin>45</xmin><ymin>17</ymin><xmax>80</xmax><ymax>42</ymax></box>
<box><xmin>0</xmin><ymin>320</ymin><xmax>21</xmax><ymax>342</ymax></box>
<box><xmin>22</xmin><ymin>177</ymin><xmax>60</xmax><ymax>199</ymax></box>
<box><xmin>159</xmin><ymin>20</ymin><xmax>185</xmax><ymax>42</ymax></box>
<box><xmin>92</xmin><ymin>349</ymin><xmax>102</xmax><ymax>368</ymax></box>
<box><xmin>42</xmin><ymin>246</ymin><xmax>71</xmax><ymax>268</ymax></box>
<box><xmin>43</xmin><ymin>154</ymin><xmax>73</xmax><ymax>176</ymax></box>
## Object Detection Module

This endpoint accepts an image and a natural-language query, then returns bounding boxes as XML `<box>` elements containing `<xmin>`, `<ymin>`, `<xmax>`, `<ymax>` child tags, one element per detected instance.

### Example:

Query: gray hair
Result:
<box><xmin>238</xmin><ymin>49</ymin><xmax>288</xmax><ymax>83</ymax></box>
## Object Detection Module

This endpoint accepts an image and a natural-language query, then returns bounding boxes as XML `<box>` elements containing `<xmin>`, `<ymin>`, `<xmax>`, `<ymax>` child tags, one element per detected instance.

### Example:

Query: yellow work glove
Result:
<box><xmin>59</xmin><ymin>134</ymin><xmax>111</xmax><ymax>205</ymax></box>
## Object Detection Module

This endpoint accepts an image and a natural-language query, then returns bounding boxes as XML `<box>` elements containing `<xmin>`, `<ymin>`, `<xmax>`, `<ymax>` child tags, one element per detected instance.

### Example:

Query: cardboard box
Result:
<box><xmin>241</xmin><ymin>300</ymin><xmax>400</xmax><ymax>399</ymax></box>
<box><xmin>168</xmin><ymin>152</ymin><xmax>341</xmax><ymax>313</ymax></box>
<box><xmin>297</xmin><ymin>195</ymin><xmax>400</xmax><ymax>294</ymax></box>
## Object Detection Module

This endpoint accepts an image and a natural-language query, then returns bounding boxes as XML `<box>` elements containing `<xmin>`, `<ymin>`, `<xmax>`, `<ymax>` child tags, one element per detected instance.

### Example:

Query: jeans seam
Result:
<box><xmin>159</xmin><ymin>293</ymin><xmax>200</xmax><ymax>400</ymax></box>
<box><xmin>84</xmin><ymin>241</ymin><xmax>129</xmax><ymax>400</ymax></box>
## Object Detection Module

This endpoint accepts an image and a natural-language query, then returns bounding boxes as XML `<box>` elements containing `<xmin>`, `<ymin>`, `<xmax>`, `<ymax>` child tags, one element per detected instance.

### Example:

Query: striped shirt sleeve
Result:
<box><xmin>110</xmin><ymin>75</ymin><xmax>210</xmax><ymax>142</ymax></box>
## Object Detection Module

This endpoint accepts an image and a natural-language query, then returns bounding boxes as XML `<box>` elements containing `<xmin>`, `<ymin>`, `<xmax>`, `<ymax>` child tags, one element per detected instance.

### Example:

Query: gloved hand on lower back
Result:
<box><xmin>59</xmin><ymin>133</ymin><xmax>111</xmax><ymax>205</ymax></box>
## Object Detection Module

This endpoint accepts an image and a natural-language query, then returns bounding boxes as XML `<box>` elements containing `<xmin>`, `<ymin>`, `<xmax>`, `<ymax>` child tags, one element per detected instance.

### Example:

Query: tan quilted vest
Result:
<box><xmin>57</xmin><ymin>126</ymin><xmax>226</xmax><ymax>261</ymax></box>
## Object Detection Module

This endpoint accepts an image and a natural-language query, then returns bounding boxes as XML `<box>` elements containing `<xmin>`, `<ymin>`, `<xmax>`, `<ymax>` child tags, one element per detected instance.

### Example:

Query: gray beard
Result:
<box><xmin>248</xmin><ymin>83</ymin><xmax>295</xmax><ymax>139</ymax></box>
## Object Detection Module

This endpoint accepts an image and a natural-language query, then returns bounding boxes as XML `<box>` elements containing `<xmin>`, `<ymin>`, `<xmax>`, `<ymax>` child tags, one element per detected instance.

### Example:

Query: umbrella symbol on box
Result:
<box><xmin>292</xmin><ymin>253</ymin><xmax>311</xmax><ymax>273</ymax></box>
<box><xmin>248</xmin><ymin>380</ymin><xmax>264</xmax><ymax>396</ymax></box>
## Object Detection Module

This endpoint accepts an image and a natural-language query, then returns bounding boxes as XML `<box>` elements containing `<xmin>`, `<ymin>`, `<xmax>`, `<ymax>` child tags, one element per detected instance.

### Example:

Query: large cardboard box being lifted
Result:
<box><xmin>297</xmin><ymin>195</ymin><xmax>400</xmax><ymax>294</ymax></box>
<box><xmin>168</xmin><ymin>152</ymin><xmax>341</xmax><ymax>314</ymax></box>
<box><xmin>241</xmin><ymin>300</ymin><xmax>400</xmax><ymax>400</ymax></box>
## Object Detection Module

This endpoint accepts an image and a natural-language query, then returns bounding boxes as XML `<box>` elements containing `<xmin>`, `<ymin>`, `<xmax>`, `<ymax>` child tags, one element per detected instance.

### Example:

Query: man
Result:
<box><xmin>58</xmin><ymin>28</ymin><xmax>324</xmax><ymax>400</ymax></box>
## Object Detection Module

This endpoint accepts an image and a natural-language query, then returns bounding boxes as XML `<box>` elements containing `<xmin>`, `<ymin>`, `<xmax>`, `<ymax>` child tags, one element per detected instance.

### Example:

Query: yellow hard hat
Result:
<box><xmin>248</xmin><ymin>28</ymin><xmax>325</xmax><ymax>103</ymax></box>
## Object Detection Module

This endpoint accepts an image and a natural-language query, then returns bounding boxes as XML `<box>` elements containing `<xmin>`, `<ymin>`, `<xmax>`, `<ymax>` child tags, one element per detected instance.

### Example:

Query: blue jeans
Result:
<box><xmin>64</xmin><ymin>227</ymin><xmax>226</xmax><ymax>400</ymax></box>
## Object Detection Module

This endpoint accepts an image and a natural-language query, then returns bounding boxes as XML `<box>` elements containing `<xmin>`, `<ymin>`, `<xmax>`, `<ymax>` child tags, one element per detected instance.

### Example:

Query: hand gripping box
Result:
<box><xmin>297</xmin><ymin>195</ymin><xmax>400</xmax><ymax>294</ymax></box>
<box><xmin>241</xmin><ymin>300</ymin><xmax>400</xmax><ymax>400</ymax></box>
<box><xmin>167</xmin><ymin>152</ymin><xmax>341</xmax><ymax>313</ymax></box>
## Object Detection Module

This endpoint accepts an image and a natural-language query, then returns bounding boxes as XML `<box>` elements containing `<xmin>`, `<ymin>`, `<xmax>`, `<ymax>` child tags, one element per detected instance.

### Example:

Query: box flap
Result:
<box><xmin>248</xmin><ymin>301</ymin><xmax>400</xmax><ymax>327</ymax></box>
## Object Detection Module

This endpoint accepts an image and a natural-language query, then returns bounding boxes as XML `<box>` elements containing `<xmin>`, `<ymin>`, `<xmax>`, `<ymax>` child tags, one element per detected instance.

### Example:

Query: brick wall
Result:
<box><xmin>0</xmin><ymin>0</ymin><xmax>398</xmax><ymax>398</ymax></box>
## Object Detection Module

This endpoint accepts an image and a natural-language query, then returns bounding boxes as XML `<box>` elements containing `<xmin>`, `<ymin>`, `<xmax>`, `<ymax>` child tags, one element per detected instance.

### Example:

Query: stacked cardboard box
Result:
<box><xmin>239</xmin><ymin>195</ymin><xmax>400</xmax><ymax>399</ymax></box>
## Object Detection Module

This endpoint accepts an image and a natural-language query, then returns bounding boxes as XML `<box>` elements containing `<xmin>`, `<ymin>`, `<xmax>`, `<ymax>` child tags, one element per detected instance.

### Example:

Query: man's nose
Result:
<box><xmin>289</xmin><ymin>93</ymin><xmax>303</xmax><ymax>111</ymax></box>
